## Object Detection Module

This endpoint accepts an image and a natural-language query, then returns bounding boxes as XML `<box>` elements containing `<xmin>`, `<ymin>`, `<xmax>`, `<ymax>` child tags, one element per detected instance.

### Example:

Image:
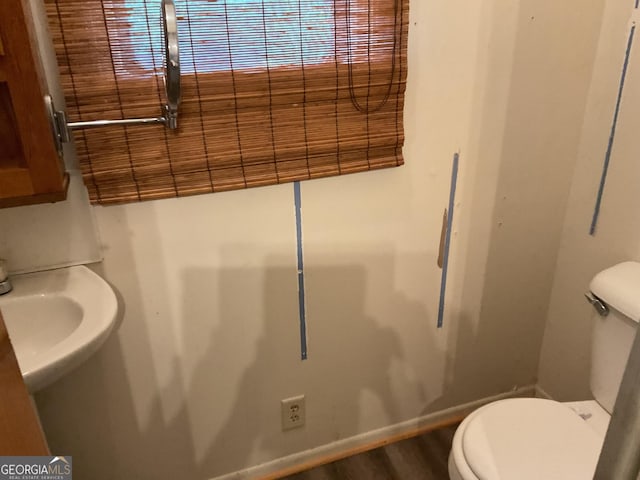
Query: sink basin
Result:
<box><xmin>0</xmin><ymin>265</ymin><xmax>118</xmax><ymax>392</ymax></box>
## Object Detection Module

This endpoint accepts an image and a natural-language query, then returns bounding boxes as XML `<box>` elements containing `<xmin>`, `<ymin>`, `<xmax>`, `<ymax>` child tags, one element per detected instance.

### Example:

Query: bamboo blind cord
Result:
<box><xmin>259</xmin><ymin>0</ymin><xmax>280</xmax><ymax>182</ymax></box>
<box><xmin>45</xmin><ymin>0</ymin><xmax>409</xmax><ymax>205</ymax></box>
<box><xmin>223</xmin><ymin>0</ymin><xmax>248</xmax><ymax>189</ymax></box>
<box><xmin>296</xmin><ymin>0</ymin><xmax>311</xmax><ymax>174</ymax></box>
<box><xmin>182</xmin><ymin>0</ymin><xmax>215</xmax><ymax>188</ymax></box>
<box><xmin>346</xmin><ymin>0</ymin><xmax>400</xmax><ymax>113</ymax></box>
<box><xmin>99</xmin><ymin>0</ymin><xmax>144</xmax><ymax>201</ymax></box>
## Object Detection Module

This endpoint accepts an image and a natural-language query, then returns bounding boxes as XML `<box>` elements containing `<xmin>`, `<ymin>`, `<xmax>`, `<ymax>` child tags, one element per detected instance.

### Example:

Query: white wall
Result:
<box><xmin>538</xmin><ymin>0</ymin><xmax>640</xmax><ymax>400</ymax></box>
<box><xmin>1</xmin><ymin>0</ymin><xmax>605</xmax><ymax>478</ymax></box>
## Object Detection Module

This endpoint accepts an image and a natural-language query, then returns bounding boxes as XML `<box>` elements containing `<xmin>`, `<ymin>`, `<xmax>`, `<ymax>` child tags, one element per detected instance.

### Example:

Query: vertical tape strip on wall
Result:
<box><xmin>437</xmin><ymin>153</ymin><xmax>460</xmax><ymax>328</ymax></box>
<box><xmin>294</xmin><ymin>182</ymin><xmax>308</xmax><ymax>360</ymax></box>
<box><xmin>590</xmin><ymin>24</ymin><xmax>636</xmax><ymax>235</ymax></box>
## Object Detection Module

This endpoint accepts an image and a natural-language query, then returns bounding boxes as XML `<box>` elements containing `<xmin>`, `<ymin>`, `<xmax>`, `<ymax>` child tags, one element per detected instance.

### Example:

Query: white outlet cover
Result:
<box><xmin>281</xmin><ymin>395</ymin><xmax>305</xmax><ymax>431</ymax></box>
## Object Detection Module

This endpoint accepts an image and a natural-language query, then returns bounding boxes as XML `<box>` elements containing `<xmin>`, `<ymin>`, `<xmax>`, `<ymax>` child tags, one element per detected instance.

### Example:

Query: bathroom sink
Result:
<box><xmin>0</xmin><ymin>265</ymin><xmax>118</xmax><ymax>392</ymax></box>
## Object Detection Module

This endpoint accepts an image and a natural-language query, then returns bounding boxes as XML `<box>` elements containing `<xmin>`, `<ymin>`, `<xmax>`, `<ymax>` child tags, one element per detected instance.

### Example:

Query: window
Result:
<box><xmin>46</xmin><ymin>0</ymin><xmax>409</xmax><ymax>204</ymax></box>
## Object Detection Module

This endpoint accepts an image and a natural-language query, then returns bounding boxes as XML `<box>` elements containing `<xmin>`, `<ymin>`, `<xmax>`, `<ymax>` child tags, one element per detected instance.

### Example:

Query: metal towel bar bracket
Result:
<box><xmin>45</xmin><ymin>0</ymin><xmax>181</xmax><ymax>156</ymax></box>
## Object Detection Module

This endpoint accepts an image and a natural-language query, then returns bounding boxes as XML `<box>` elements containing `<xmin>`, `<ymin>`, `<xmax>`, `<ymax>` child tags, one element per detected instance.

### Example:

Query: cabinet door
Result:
<box><xmin>0</xmin><ymin>0</ymin><xmax>68</xmax><ymax>208</ymax></box>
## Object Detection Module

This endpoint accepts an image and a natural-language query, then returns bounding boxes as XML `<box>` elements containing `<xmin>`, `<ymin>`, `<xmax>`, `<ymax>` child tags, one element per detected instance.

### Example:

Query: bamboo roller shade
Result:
<box><xmin>45</xmin><ymin>0</ymin><xmax>409</xmax><ymax>205</ymax></box>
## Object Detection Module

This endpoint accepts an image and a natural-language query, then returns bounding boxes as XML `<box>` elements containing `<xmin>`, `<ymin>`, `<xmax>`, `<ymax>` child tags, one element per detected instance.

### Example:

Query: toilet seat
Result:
<box><xmin>452</xmin><ymin>398</ymin><xmax>604</xmax><ymax>480</ymax></box>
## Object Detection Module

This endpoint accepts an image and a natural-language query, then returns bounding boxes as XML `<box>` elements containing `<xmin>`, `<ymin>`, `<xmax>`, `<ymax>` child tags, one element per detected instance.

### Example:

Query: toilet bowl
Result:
<box><xmin>448</xmin><ymin>262</ymin><xmax>640</xmax><ymax>480</ymax></box>
<box><xmin>448</xmin><ymin>398</ymin><xmax>608</xmax><ymax>480</ymax></box>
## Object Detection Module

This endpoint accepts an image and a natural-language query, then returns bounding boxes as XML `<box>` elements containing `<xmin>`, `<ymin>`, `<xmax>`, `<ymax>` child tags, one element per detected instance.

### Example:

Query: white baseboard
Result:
<box><xmin>210</xmin><ymin>385</ymin><xmax>537</xmax><ymax>480</ymax></box>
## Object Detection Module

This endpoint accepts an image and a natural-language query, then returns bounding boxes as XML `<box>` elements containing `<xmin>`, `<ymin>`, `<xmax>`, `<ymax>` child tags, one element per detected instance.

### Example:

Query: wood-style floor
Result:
<box><xmin>278</xmin><ymin>424</ymin><xmax>458</xmax><ymax>480</ymax></box>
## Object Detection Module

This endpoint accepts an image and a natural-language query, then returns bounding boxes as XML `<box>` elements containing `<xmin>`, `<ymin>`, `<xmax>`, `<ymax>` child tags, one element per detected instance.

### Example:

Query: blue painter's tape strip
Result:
<box><xmin>590</xmin><ymin>25</ymin><xmax>635</xmax><ymax>235</ymax></box>
<box><xmin>294</xmin><ymin>181</ymin><xmax>308</xmax><ymax>360</ymax></box>
<box><xmin>437</xmin><ymin>153</ymin><xmax>460</xmax><ymax>329</ymax></box>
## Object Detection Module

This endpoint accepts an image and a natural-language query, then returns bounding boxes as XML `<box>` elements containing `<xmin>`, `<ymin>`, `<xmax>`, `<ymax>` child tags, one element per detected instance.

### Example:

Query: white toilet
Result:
<box><xmin>448</xmin><ymin>261</ymin><xmax>640</xmax><ymax>480</ymax></box>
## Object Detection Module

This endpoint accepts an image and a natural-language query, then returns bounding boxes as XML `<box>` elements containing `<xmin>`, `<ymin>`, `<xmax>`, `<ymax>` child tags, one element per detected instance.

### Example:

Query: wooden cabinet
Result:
<box><xmin>0</xmin><ymin>310</ymin><xmax>50</xmax><ymax>454</ymax></box>
<box><xmin>0</xmin><ymin>0</ymin><xmax>68</xmax><ymax>208</ymax></box>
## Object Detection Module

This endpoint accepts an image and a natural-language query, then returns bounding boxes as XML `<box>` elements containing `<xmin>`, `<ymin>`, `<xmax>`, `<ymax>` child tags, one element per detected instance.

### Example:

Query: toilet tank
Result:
<box><xmin>589</xmin><ymin>262</ymin><xmax>640</xmax><ymax>413</ymax></box>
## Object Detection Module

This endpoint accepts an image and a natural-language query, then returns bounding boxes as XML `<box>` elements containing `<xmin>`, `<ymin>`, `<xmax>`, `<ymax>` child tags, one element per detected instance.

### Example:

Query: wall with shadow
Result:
<box><xmin>31</xmin><ymin>0</ymin><xmax>609</xmax><ymax>478</ymax></box>
<box><xmin>539</xmin><ymin>0</ymin><xmax>640</xmax><ymax>400</ymax></box>
<box><xmin>180</xmin><ymin>257</ymin><xmax>438</xmax><ymax>478</ymax></box>
<box><xmin>37</xmin><ymin>241</ymin><xmax>445</xmax><ymax>479</ymax></box>
<box><xmin>427</xmin><ymin>0</ymin><xmax>606</xmax><ymax>410</ymax></box>
<box><xmin>36</xmin><ymin>202</ymin><xmax>198</xmax><ymax>480</ymax></box>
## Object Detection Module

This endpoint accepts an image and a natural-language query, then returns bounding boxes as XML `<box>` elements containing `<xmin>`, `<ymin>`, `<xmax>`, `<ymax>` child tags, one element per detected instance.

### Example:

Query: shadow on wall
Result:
<box><xmin>35</xmin><ymin>220</ymin><xmax>201</xmax><ymax>479</ymax></box>
<box><xmin>424</xmin><ymin>312</ymin><xmax>521</xmax><ymax>415</ymax></box>
<box><xmin>183</xmin><ymin>257</ymin><xmax>435</xmax><ymax>478</ymax></box>
<box><xmin>33</xmin><ymin>225</ymin><xmax>528</xmax><ymax>479</ymax></box>
<box><xmin>36</xmin><ymin>242</ymin><xmax>444</xmax><ymax>478</ymax></box>
<box><xmin>425</xmin><ymin>0</ymin><xmax>607</xmax><ymax>414</ymax></box>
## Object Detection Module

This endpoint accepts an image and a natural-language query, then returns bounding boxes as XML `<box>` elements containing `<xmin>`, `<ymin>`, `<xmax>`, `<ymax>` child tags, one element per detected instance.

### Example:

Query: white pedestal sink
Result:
<box><xmin>0</xmin><ymin>265</ymin><xmax>118</xmax><ymax>392</ymax></box>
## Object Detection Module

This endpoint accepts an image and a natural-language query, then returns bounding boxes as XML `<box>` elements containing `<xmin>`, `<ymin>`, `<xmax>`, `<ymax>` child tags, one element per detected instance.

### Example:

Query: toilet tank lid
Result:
<box><xmin>590</xmin><ymin>262</ymin><xmax>640</xmax><ymax>323</ymax></box>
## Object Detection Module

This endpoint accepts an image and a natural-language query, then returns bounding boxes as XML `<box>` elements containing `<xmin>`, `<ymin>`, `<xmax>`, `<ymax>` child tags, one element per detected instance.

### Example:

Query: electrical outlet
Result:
<box><xmin>281</xmin><ymin>395</ymin><xmax>305</xmax><ymax>431</ymax></box>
